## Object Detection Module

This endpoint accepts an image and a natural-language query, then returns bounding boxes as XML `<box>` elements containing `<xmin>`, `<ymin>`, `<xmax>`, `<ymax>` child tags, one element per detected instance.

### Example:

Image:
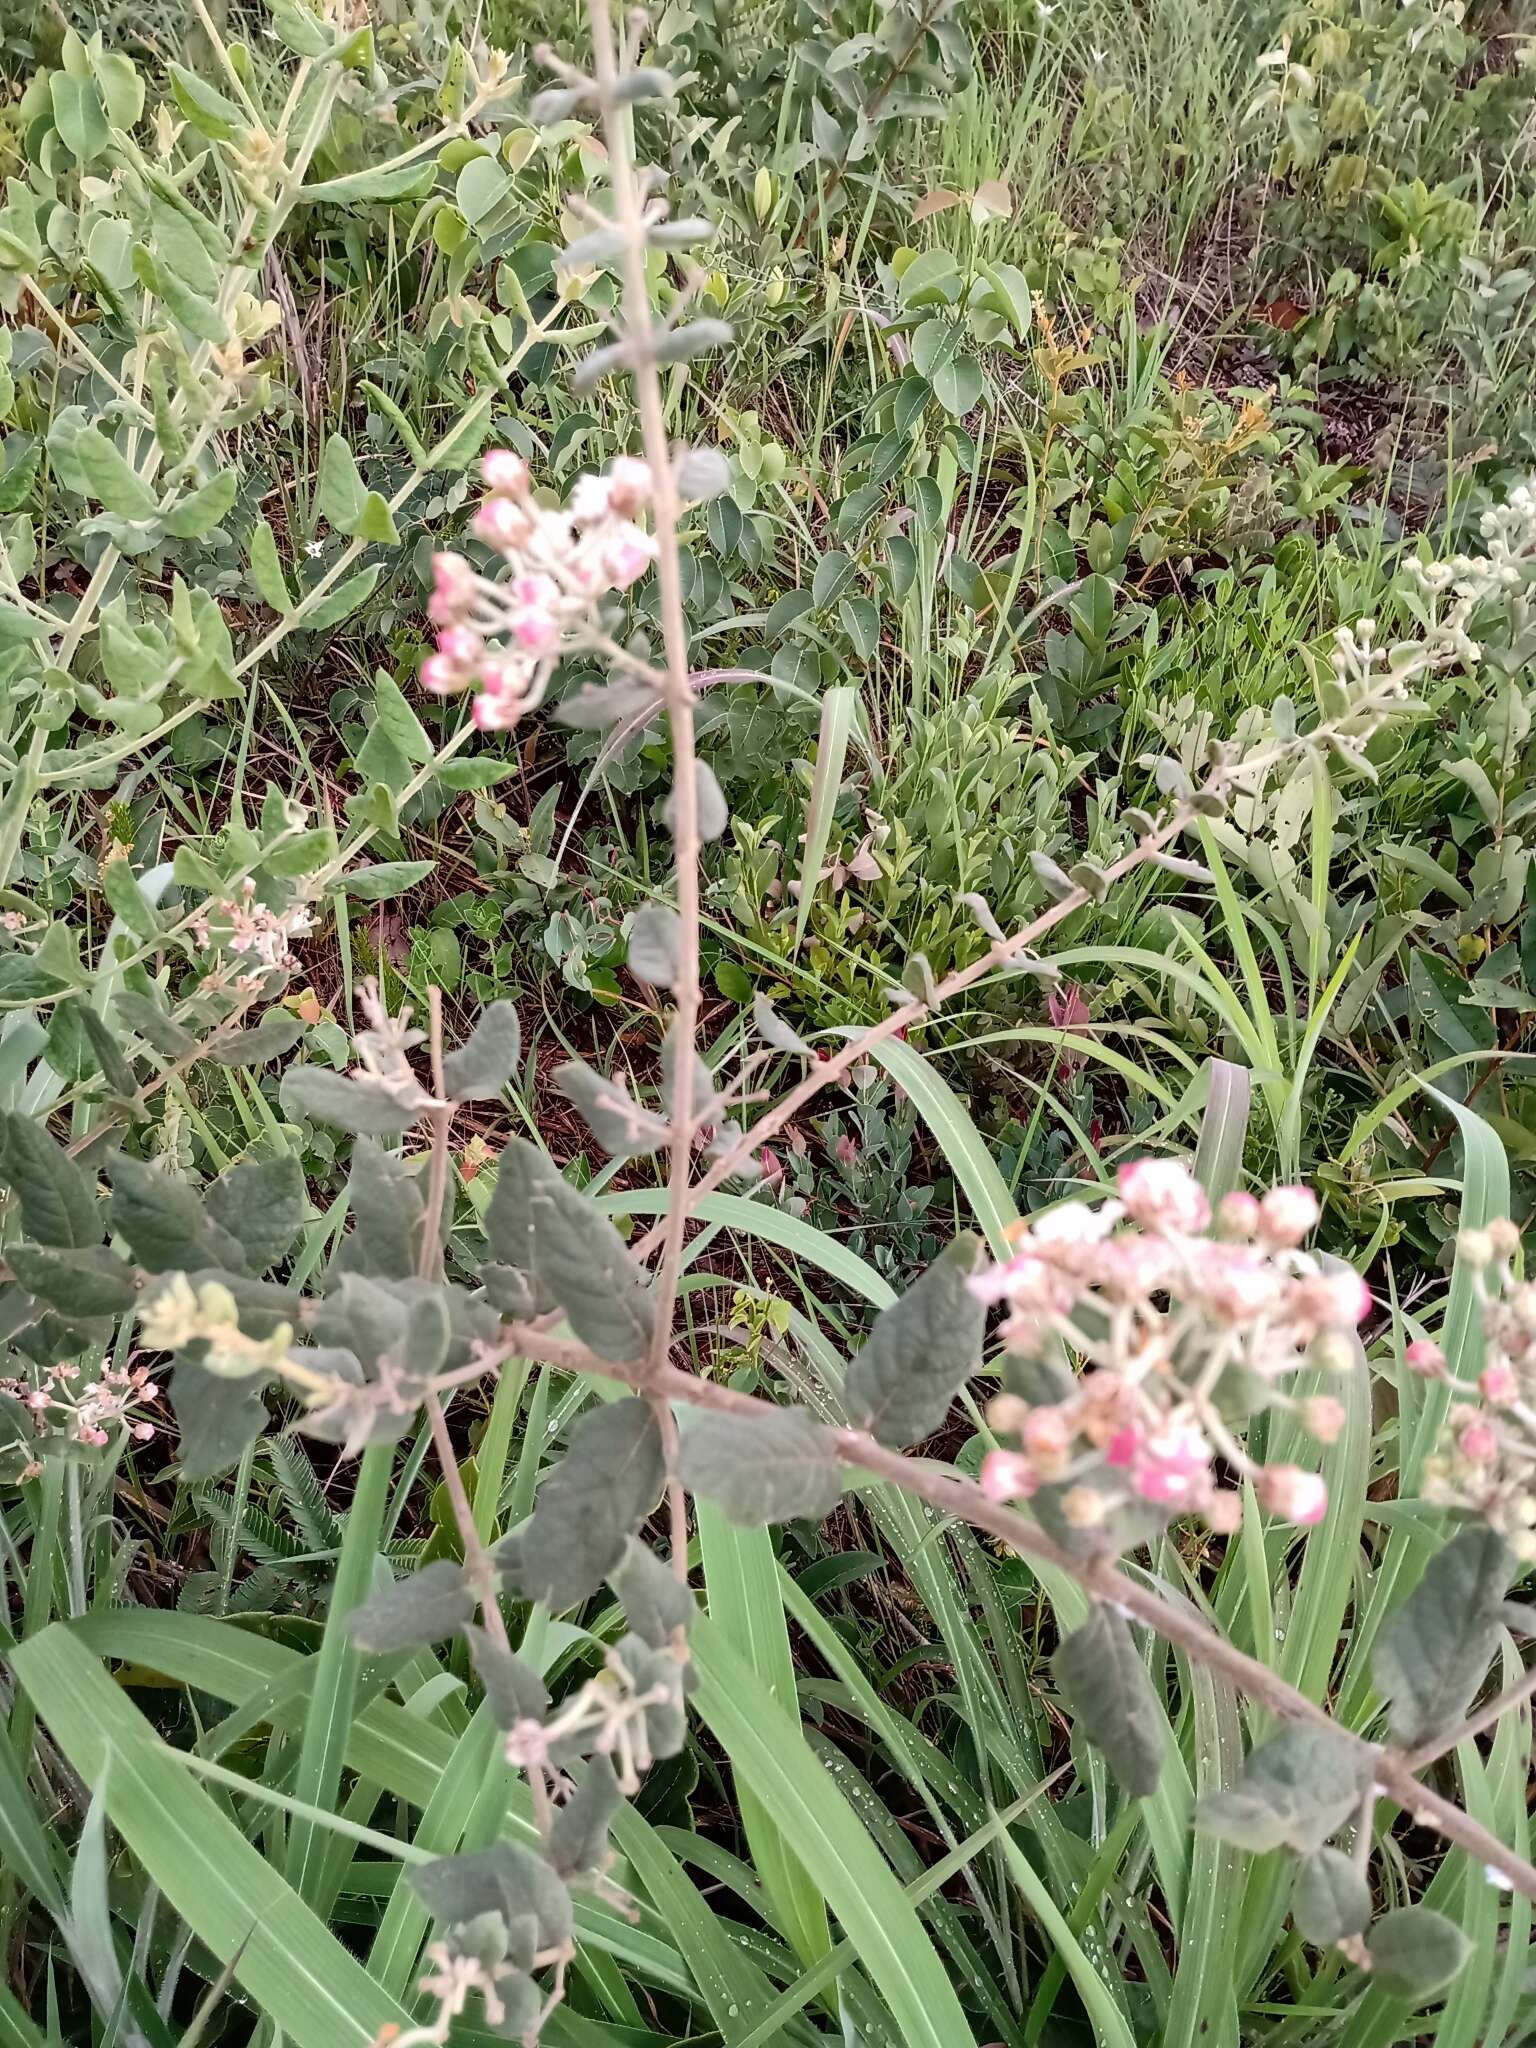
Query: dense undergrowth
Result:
<box><xmin>1</xmin><ymin>0</ymin><xmax>1536</xmax><ymax>2044</ymax></box>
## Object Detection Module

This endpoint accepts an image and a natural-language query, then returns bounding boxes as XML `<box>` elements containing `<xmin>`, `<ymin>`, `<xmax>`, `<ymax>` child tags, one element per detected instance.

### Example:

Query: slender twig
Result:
<box><xmin>584</xmin><ymin>0</ymin><xmax>702</xmax><ymax>1386</ymax></box>
<box><xmin>420</xmin><ymin>989</ymin><xmax>454</xmax><ymax>1283</ymax></box>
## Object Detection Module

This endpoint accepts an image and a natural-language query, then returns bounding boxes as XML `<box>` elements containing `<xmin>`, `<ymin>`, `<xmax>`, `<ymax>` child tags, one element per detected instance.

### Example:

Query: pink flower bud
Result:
<box><xmin>509</xmin><ymin>605</ymin><xmax>560</xmax><ymax>656</ymax></box>
<box><xmin>1105</xmin><ymin>1423</ymin><xmax>1142</xmax><ymax>1468</ymax></box>
<box><xmin>472</xmin><ymin>686</ymin><xmax>519</xmax><ymax>731</ymax></box>
<box><xmin>1218</xmin><ymin>1190</ymin><xmax>1261</xmax><ymax>1238</ymax></box>
<box><xmin>510</xmin><ymin>571</ymin><xmax>560</xmax><ymax>607</ymax></box>
<box><xmin>1022</xmin><ymin>1406</ymin><xmax>1071</xmax><ymax>1459</ymax></box>
<box><xmin>1405</xmin><ymin>1338</ymin><xmax>1446</xmax><ymax>1375</ymax></box>
<box><xmin>758</xmin><ymin>1147</ymin><xmax>782</xmax><ymax>1183</ymax></box>
<box><xmin>1260</xmin><ymin>1184</ymin><xmax>1320</xmax><ymax>1247</ymax></box>
<box><xmin>472</xmin><ymin>497</ymin><xmax>528</xmax><ymax>551</ymax></box>
<box><xmin>420</xmin><ymin>654</ymin><xmax>461</xmax><ymax>694</ymax></box>
<box><xmin>569</xmin><ymin>473</ymin><xmax>614</xmax><ymax>523</ymax></box>
<box><xmin>1117</xmin><ymin>1158</ymin><xmax>1211</xmax><ymax>1235</ymax></box>
<box><xmin>133</xmin><ymin>1422</ymin><xmax>155</xmax><ymax>1441</ymax></box>
<box><xmin>835</xmin><ymin>1134</ymin><xmax>858</xmax><ymax>1166</ymax></box>
<box><xmin>1300</xmin><ymin>1395</ymin><xmax>1346</xmax><ymax>1444</ymax></box>
<box><xmin>1256</xmin><ymin>1463</ymin><xmax>1328</xmax><ymax>1526</ymax></box>
<box><xmin>482</xmin><ymin>449</ymin><xmax>529</xmax><ymax>496</ymax></box>
<box><xmin>607</xmin><ymin>454</ymin><xmax>653</xmax><ymax>512</ymax></box>
<box><xmin>602</xmin><ymin>522</ymin><xmax>658</xmax><ymax>589</ymax></box>
<box><xmin>1205</xmin><ymin>1491</ymin><xmax>1243</xmax><ymax>1534</ymax></box>
<box><xmin>1459</xmin><ymin>1419</ymin><xmax>1498</xmax><ymax>1462</ymax></box>
<box><xmin>1480</xmin><ymin>1362</ymin><xmax>1518</xmax><ymax>1405</ymax></box>
<box><xmin>436</xmin><ymin>626</ymin><xmax>482</xmax><ymax>668</ymax></box>
<box><xmin>980</xmin><ymin>1449</ymin><xmax>1038</xmax><ymax>1502</ymax></box>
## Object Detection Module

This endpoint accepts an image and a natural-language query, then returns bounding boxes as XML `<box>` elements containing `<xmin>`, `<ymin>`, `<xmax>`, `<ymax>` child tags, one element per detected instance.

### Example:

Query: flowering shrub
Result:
<box><xmin>2</xmin><ymin>6</ymin><xmax>1536</xmax><ymax>2047</ymax></box>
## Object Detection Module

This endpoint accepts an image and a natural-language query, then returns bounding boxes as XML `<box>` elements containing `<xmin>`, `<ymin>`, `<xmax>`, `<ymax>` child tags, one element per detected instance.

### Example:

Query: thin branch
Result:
<box><xmin>420</xmin><ymin>988</ymin><xmax>454</xmax><ymax>1282</ymax></box>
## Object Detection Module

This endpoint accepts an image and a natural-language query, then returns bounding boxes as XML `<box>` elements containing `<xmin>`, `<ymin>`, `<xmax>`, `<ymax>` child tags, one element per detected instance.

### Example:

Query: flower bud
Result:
<box><xmin>1459</xmin><ymin>1227</ymin><xmax>1494</xmax><ymax>1268</ymax></box>
<box><xmin>753</xmin><ymin>166</ymin><xmax>774</xmax><ymax>222</ymax></box>
<box><xmin>1300</xmin><ymin>1395</ymin><xmax>1346</xmax><ymax>1444</ymax></box>
<box><xmin>980</xmin><ymin>1449</ymin><xmax>1037</xmax><ymax>1502</ymax></box>
<box><xmin>1256</xmin><ymin>1463</ymin><xmax>1328</xmax><ymax>1526</ymax></box>
<box><xmin>1480</xmin><ymin>1362</ymin><xmax>1518</xmax><ymax>1405</ymax></box>
<box><xmin>1405</xmin><ymin>1338</ymin><xmax>1446</xmax><ymax>1375</ymax></box>
<box><xmin>1217</xmin><ymin>1190</ymin><xmax>1261</xmax><ymax>1238</ymax></box>
<box><xmin>1259</xmin><ymin>1183</ymin><xmax>1320</xmax><ymax>1247</ymax></box>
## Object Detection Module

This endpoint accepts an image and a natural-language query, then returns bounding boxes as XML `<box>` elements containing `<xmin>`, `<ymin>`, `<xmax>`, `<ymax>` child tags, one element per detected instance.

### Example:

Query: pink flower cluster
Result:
<box><xmin>423</xmin><ymin>451</ymin><xmax>659</xmax><ymax>730</ymax></box>
<box><xmin>189</xmin><ymin>877</ymin><xmax>313</xmax><ymax>983</ymax></box>
<box><xmin>972</xmin><ymin>1161</ymin><xmax>1366</xmax><ymax>1535</ymax></box>
<box><xmin>1416</xmin><ymin>1219</ymin><xmax>1536</xmax><ymax>1558</ymax></box>
<box><xmin>1</xmin><ymin>1360</ymin><xmax>160</xmax><ymax>1475</ymax></box>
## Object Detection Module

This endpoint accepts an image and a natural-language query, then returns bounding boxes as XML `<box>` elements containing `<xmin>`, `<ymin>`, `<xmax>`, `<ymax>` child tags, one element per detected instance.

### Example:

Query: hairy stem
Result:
<box><xmin>585</xmin><ymin>0</ymin><xmax>701</xmax><ymax>1380</ymax></box>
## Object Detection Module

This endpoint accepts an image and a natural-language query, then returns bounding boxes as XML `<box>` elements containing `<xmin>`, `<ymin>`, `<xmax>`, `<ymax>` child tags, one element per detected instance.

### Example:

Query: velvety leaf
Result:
<box><xmin>442</xmin><ymin>1001</ymin><xmax>521</xmax><ymax>1101</ymax></box>
<box><xmin>464</xmin><ymin>1624</ymin><xmax>549</xmax><ymax>1729</ymax></box>
<box><xmin>203</xmin><ymin>1012</ymin><xmax>305</xmax><ymax>1066</ymax></box>
<box><xmin>1372</xmin><ymin>1525</ymin><xmax>1512</xmax><ymax>1746</ymax></box>
<box><xmin>113</xmin><ymin>992</ymin><xmax>198</xmax><ymax>1059</ymax></box>
<box><xmin>627</xmin><ymin>906</ymin><xmax>680</xmax><ymax>988</ymax></box>
<box><xmin>496</xmin><ymin>1398</ymin><xmax>663</xmax><ymax>1609</ymax></box>
<box><xmin>349</xmin><ymin>1560</ymin><xmax>474</xmax><ymax>1652</ymax></box>
<box><xmin>484</xmin><ymin>1140</ymin><xmax>653</xmax><ymax>1361</ymax></box>
<box><xmin>610</xmin><ymin>1536</ymin><xmax>697</xmax><ymax>1649</ymax></box>
<box><xmin>661</xmin><ymin>761</ymin><xmax>727</xmax><ymax>842</ymax></box>
<box><xmin>161</xmin><ymin>468</ymin><xmax>238</xmax><ymax>539</ymax></box>
<box><xmin>410</xmin><ymin>1844</ymin><xmax>571</xmax><ymax>1950</ymax></box>
<box><xmin>1291</xmin><ymin>1847</ymin><xmax>1372</xmax><ymax>1946</ymax></box>
<box><xmin>0</xmin><ymin>1112</ymin><xmax>101</xmax><ymax>1249</ymax></box>
<box><xmin>1053</xmin><ymin>1606</ymin><xmax>1164</xmax><ymax>1799</ymax></box>
<box><xmin>549</xmin><ymin>1758</ymin><xmax>622</xmax><ymax>1878</ymax></box>
<box><xmin>205</xmin><ymin>1154</ymin><xmax>308</xmax><ymax>1275</ymax></box>
<box><xmin>8</xmin><ymin>1244</ymin><xmax>137</xmax><ymax>1318</ymax></box>
<box><xmin>77</xmin><ymin>1006</ymin><xmax>140</xmax><ymax>1098</ymax></box>
<box><xmin>1366</xmin><ymin>1906</ymin><xmax>1472</xmax><ymax>2002</ymax></box>
<box><xmin>302</xmin><ymin>566</ymin><xmax>381</xmax><ymax>632</ymax></box>
<box><xmin>679</xmin><ymin>1406</ymin><xmax>843</xmax><ymax>1526</ymax></box>
<box><xmin>340</xmin><ymin>860</ymin><xmax>434</xmax><ymax>901</ymax></box>
<box><xmin>1199</xmin><ymin>1725</ymin><xmax>1371</xmax><ymax>1855</ymax></box>
<box><xmin>171</xmin><ymin>1361</ymin><xmax>270</xmax><ymax>1478</ymax></box>
<box><xmin>553</xmin><ymin>1062</ymin><xmax>669</xmax><ymax>1158</ymax></box>
<box><xmin>843</xmin><ymin>1233</ymin><xmax>986</xmax><ymax>1446</ymax></box>
<box><xmin>335</xmin><ymin>1138</ymin><xmax>422</xmax><ymax>1280</ymax></box>
<box><xmin>108</xmin><ymin>1155</ymin><xmax>249</xmax><ymax>1274</ymax></box>
<box><xmin>279</xmin><ymin>1065</ymin><xmax>429</xmax><ymax>1137</ymax></box>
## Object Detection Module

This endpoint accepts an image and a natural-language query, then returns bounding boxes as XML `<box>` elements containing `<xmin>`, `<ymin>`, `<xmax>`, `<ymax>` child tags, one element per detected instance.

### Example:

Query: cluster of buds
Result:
<box><xmin>424</xmin><ymin>451</ymin><xmax>659</xmax><ymax>730</ymax></box>
<box><xmin>1415</xmin><ymin>1218</ymin><xmax>1536</xmax><ymax>1558</ymax></box>
<box><xmin>138</xmin><ymin>1274</ymin><xmax>292</xmax><ymax>1380</ymax></box>
<box><xmin>503</xmin><ymin>1638</ymin><xmax>682</xmax><ymax>1796</ymax></box>
<box><xmin>0</xmin><ymin>1360</ymin><xmax>160</xmax><ymax>1470</ymax></box>
<box><xmin>189</xmin><ymin>877</ymin><xmax>313</xmax><ymax>983</ymax></box>
<box><xmin>971</xmin><ymin>1162</ymin><xmax>1368</xmax><ymax>1535</ymax></box>
<box><xmin>349</xmin><ymin>977</ymin><xmax>440</xmax><ymax>1119</ymax></box>
<box><xmin>1400</xmin><ymin>481</ymin><xmax>1536</xmax><ymax>668</ymax></box>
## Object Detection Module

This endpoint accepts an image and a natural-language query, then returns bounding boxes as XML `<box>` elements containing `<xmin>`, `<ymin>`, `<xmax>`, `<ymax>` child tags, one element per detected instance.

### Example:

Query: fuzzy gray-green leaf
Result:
<box><xmin>1053</xmin><ymin>1606</ymin><xmax>1164</xmax><ymax>1799</ymax></box>
<box><xmin>350</xmin><ymin>1561</ymin><xmax>475</xmax><ymax>1652</ymax></box>
<box><xmin>553</xmin><ymin>1061</ymin><xmax>670</xmax><ymax>1158</ymax></box>
<box><xmin>279</xmin><ymin>1065</ymin><xmax>431</xmax><ymax>1137</ymax></box>
<box><xmin>0</xmin><ymin>1112</ymin><xmax>101</xmax><ymax>1249</ymax></box>
<box><xmin>410</xmin><ymin>1844</ymin><xmax>571</xmax><ymax>1951</ymax></box>
<box><xmin>484</xmin><ymin>1139</ymin><xmax>653</xmax><ymax>1361</ymax></box>
<box><xmin>205</xmin><ymin>1154</ymin><xmax>308</xmax><ymax>1275</ymax></box>
<box><xmin>679</xmin><ymin>1406</ymin><xmax>843</xmax><ymax>1526</ymax></box>
<box><xmin>496</xmin><ymin>1398</ymin><xmax>664</xmax><ymax>1609</ymax></box>
<box><xmin>1372</xmin><ymin>1524</ymin><xmax>1512</xmax><ymax>1746</ymax></box>
<box><xmin>843</xmin><ymin>1232</ymin><xmax>986</xmax><ymax>1446</ymax></box>
<box><xmin>1366</xmin><ymin>1906</ymin><xmax>1471</xmax><ymax>2002</ymax></box>
<box><xmin>1199</xmin><ymin>1724</ymin><xmax>1371</xmax><ymax>1855</ymax></box>
<box><xmin>610</xmin><ymin>1536</ymin><xmax>697</xmax><ymax>1649</ymax></box>
<box><xmin>108</xmin><ymin>1155</ymin><xmax>249</xmax><ymax>1274</ymax></box>
<box><xmin>442</xmin><ymin>1001</ymin><xmax>521</xmax><ymax>1101</ymax></box>
<box><xmin>1291</xmin><ymin>1847</ymin><xmax>1371</xmax><ymax>1947</ymax></box>
<box><xmin>549</xmin><ymin>1758</ymin><xmax>623</xmax><ymax>1878</ymax></box>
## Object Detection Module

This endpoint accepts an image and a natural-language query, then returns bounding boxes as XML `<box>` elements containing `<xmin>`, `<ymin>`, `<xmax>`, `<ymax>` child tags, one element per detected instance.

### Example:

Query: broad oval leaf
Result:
<box><xmin>1366</xmin><ymin>1905</ymin><xmax>1472</xmax><ymax>2002</ymax></box>
<box><xmin>484</xmin><ymin>1139</ymin><xmax>653</xmax><ymax>1362</ymax></box>
<box><xmin>1372</xmin><ymin>1524</ymin><xmax>1512</xmax><ymax>1746</ymax></box>
<box><xmin>496</xmin><ymin>1397</ymin><xmax>664</xmax><ymax>1609</ymax></box>
<box><xmin>680</xmin><ymin>1407</ymin><xmax>843</xmax><ymax>1527</ymax></box>
<box><xmin>843</xmin><ymin>1232</ymin><xmax>985</xmax><ymax>1447</ymax></box>
<box><xmin>1054</xmin><ymin>1605</ymin><xmax>1165</xmax><ymax>1799</ymax></box>
<box><xmin>1291</xmin><ymin>1846</ymin><xmax>1371</xmax><ymax>1947</ymax></box>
